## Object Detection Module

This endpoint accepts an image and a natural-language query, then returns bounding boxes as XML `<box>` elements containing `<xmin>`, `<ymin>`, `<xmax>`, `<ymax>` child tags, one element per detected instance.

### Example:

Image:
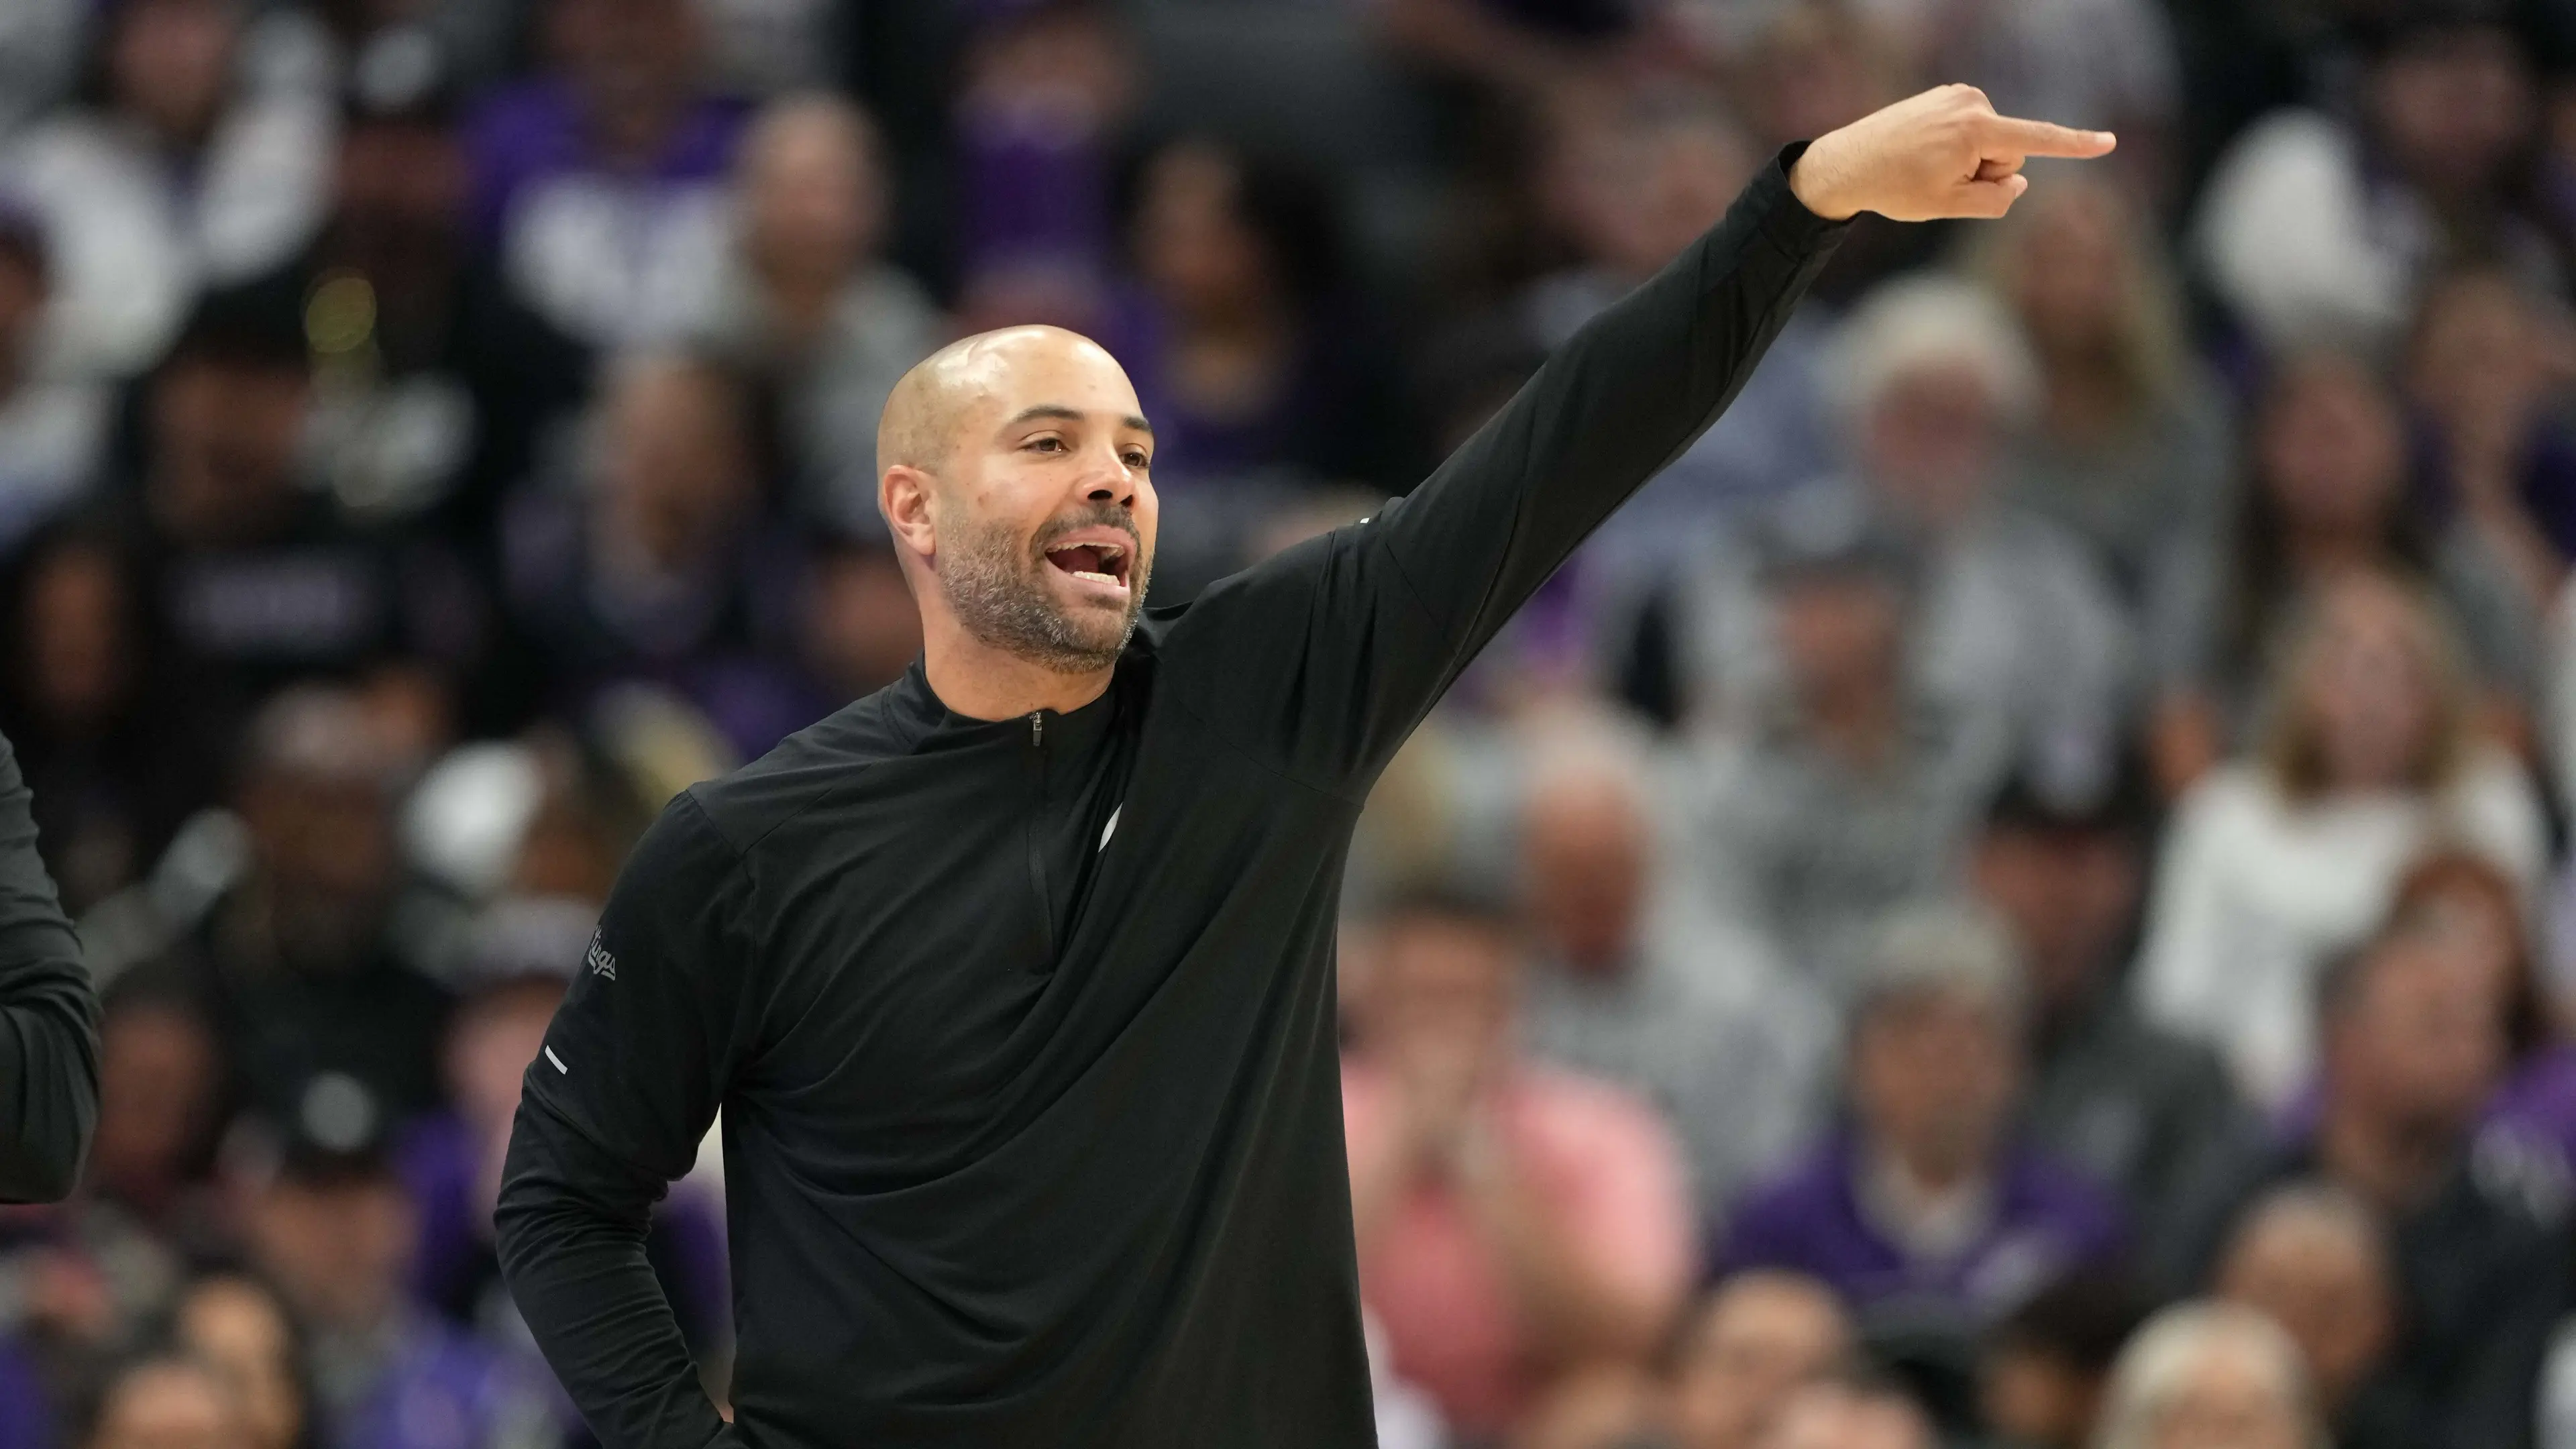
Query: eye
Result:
<box><xmin>1123</xmin><ymin>449</ymin><xmax>1150</xmax><ymax>470</ymax></box>
<box><xmin>1025</xmin><ymin>435</ymin><xmax>1068</xmax><ymax>454</ymax></box>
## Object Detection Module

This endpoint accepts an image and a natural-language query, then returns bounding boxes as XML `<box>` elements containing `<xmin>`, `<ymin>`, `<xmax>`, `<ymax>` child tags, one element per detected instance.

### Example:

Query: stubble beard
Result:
<box><xmin>941</xmin><ymin>508</ymin><xmax>1150</xmax><ymax>675</ymax></box>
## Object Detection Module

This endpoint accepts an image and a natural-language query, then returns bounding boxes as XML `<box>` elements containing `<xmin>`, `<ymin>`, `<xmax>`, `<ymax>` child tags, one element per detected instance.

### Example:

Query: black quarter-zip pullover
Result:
<box><xmin>495</xmin><ymin>152</ymin><xmax>1845</xmax><ymax>1449</ymax></box>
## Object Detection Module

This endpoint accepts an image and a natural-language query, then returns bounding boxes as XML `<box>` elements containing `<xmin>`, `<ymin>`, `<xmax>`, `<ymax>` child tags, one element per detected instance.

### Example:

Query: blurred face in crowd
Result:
<box><xmin>1970</xmin><ymin>823</ymin><xmax>2140</xmax><ymax>1015</ymax></box>
<box><xmin>2137</xmin><ymin>1348</ymin><xmax>2310</xmax><ymax>1449</ymax></box>
<box><xmin>2408</xmin><ymin>270</ymin><xmax>2551</xmax><ymax>433</ymax></box>
<box><xmin>89</xmin><ymin>1359</ymin><xmax>251</xmax><ymax>1449</ymax></box>
<box><xmin>447</xmin><ymin>980</ymin><xmax>564</xmax><ymax>1138</ymax></box>
<box><xmin>879</xmin><ymin>328</ymin><xmax>1157</xmax><ymax>675</ymax></box>
<box><xmin>801</xmin><ymin>544</ymin><xmax>922</xmax><ymax>701</ymax></box>
<box><xmin>109</xmin><ymin>0</ymin><xmax>239</xmax><ymax>147</ymax></box>
<box><xmin>1546</xmin><ymin>91</ymin><xmax>1756</xmax><ymax>282</ymax></box>
<box><xmin>1770</xmin><ymin>572</ymin><xmax>1904</xmax><ymax>716</ymax></box>
<box><xmin>741</xmin><ymin>99</ymin><xmax>887</xmax><ymax>294</ymax></box>
<box><xmin>1672</xmin><ymin>1273</ymin><xmax>1853</xmax><ymax>1449</ymax></box>
<box><xmin>1758</xmin><ymin>1383</ymin><xmax>1936</xmax><ymax>1449</ymax></box>
<box><xmin>2371</xmin><ymin>24</ymin><xmax>2536</xmax><ymax>199</ymax></box>
<box><xmin>21</xmin><ymin>539</ymin><xmax>133</xmax><ymax>732</ymax></box>
<box><xmin>1739</xmin><ymin>5</ymin><xmax>1892</xmax><ymax>150</ymax></box>
<box><xmin>240</xmin><ymin>761</ymin><xmax>397</xmax><ymax>932</ymax></box>
<box><xmin>547</xmin><ymin>0</ymin><xmax>701</xmax><ymax>146</ymax></box>
<box><xmin>1982</xmin><ymin>1342</ymin><xmax>2100</xmax><ymax>1449</ymax></box>
<box><xmin>176</xmin><ymin>1278</ymin><xmax>307</xmax><ymax>1449</ymax></box>
<box><xmin>1366</xmin><ymin>911</ymin><xmax>1520</xmax><ymax>1091</ymax></box>
<box><xmin>0</xmin><ymin>247</ymin><xmax>44</xmax><ymax>380</ymax></box>
<box><xmin>2216</xmin><ymin>1203</ymin><xmax>2396</xmax><ymax>1415</ymax></box>
<box><xmin>149</xmin><ymin>354</ymin><xmax>311</xmax><ymax>550</ymax></box>
<box><xmin>1136</xmin><ymin>143</ymin><xmax>1275</xmax><ymax>327</ymax></box>
<box><xmin>2256</xmin><ymin>360</ymin><xmax>2404</xmax><ymax>546</ymax></box>
<box><xmin>1520</xmin><ymin>766</ymin><xmax>1650</xmax><ymax>975</ymax></box>
<box><xmin>246</xmin><ymin>1171</ymin><xmax>415</xmax><ymax>1334</ymax></box>
<box><xmin>598</xmin><ymin>359</ymin><xmax>757</xmax><ymax>570</ymax></box>
<box><xmin>1863</xmin><ymin>364</ymin><xmax>2002</xmax><ymax>527</ymax></box>
<box><xmin>1514</xmin><ymin>1364</ymin><xmax>1668</xmax><ymax>1449</ymax></box>
<box><xmin>91</xmin><ymin>998</ymin><xmax>223</xmax><ymax>1206</ymax></box>
<box><xmin>1850</xmin><ymin>983</ymin><xmax>2021</xmax><ymax>1186</ymax></box>
<box><xmin>2003</xmin><ymin>182</ymin><xmax>2130</xmax><ymax>364</ymax></box>
<box><xmin>2282</xmin><ymin>577</ymin><xmax>2444</xmax><ymax>794</ymax></box>
<box><xmin>332</xmin><ymin>117</ymin><xmax>471</xmax><ymax>299</ymax></box>
<box><xmin>2326</xmin><ymin>938</ymin><xmax>2506</xmax><ymax>1146</ymax></box>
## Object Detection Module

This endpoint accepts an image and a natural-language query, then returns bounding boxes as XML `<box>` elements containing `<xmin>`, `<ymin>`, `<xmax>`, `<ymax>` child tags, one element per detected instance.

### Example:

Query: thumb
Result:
<box><xmin>1957</xmin><ymin>172</ymin><xmax>2029</xmax><ymax>219</ymax></box>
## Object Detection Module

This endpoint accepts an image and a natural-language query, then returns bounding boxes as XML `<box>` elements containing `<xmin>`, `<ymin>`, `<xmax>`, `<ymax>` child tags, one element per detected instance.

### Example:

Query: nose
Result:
<box><xmin>1083</xmin><ymin>446</ymin><xmax>1136</xmax><ymax>508</ymax></box>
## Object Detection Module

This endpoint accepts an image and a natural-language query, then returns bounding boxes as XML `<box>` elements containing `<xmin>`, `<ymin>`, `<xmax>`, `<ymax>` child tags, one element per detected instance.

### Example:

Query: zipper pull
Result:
<box><xmin>1029</xmin><ymin>710</ymin><xmax>1044</xmax><ymax>747</ymax></box>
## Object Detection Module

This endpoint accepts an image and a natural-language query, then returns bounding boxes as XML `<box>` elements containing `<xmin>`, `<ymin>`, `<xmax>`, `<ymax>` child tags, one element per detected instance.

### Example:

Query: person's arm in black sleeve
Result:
<box><xmin>496</xmin><ymin>792</ymin><xmax>759</xmax><ymax>1449</ymax></box>
<box><xmin>1167</xmin><ymin>150</ymin><xmax>1845</xmax><ymax>783</ymax></box>
<box><xmin>0</xmin><ymin>730</ymin><xmax>96</xmax><ymax>1203</ymax></box>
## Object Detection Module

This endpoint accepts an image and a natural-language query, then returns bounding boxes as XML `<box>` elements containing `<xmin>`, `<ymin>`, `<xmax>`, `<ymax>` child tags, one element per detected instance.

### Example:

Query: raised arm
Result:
<box><xmin>496</xmin><ymin>794</ymin><xmax>759</xmax><ymax>1449</ymax></box>
<box><xmin>1168</xmin><ymin>88</ymin><xmax>2112</xmax><ymax>785</ymax></box>
<box><xmin>0</xmin><ymin>731</ymin><xmax>96</xmax><ymax>1203</ymax></box>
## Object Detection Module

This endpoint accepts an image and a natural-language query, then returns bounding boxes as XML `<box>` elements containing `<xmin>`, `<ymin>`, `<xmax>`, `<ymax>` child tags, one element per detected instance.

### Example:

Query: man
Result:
<box><xmin>1342</xmin><ymin>887</ymin><xmax>1696</xmax><ymax>1437</ymax></box>
<box><xmin>0</xmin><ymin>722</ymin><xmax>95</xmax><ymax>1201</ymax></box>
<box><xmin>1514</xmin><ymin>729</ymin><xmax>1832</xmax><ymax>1214</ymax></box>
<box><xmin>1715</xmin><ymin>903</ymin><xmax>2125</xmax><ymax>1353</ymax></box>
<box><xmin>2160</xmin><ymin>932</ymin><xmax>2566</xmax><ymax>1449</ymax></box>
<box><xmin>1758</xmin><ymin>1371</ymin><xmax>1941</xmax><ymax>1449</ymax></box>
<box><xmin>1968</xmin><ymin>749</ymin><xmax>2247</xmax><ymax>1242</ymax></box>
<box><xmin>1976</xmin><ymin>1271</ymin><xmax>2151</xmax><ymax>1449</ymax></box>
<box><xmin>497</xmin><ymin>88</ymin><xmax>2114</xmax><ymax>1446</ymax></box>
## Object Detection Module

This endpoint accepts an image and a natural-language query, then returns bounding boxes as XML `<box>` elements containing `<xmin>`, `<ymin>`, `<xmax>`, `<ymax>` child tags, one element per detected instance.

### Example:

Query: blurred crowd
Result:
<box><xmin>13</xmin><ymin>0</ymin><xmax>2576</xmax><ymax>1447</ymax></box>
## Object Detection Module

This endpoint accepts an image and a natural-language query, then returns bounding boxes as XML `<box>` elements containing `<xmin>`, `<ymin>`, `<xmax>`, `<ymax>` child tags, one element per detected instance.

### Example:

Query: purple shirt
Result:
<box><xmin>1717</xmin><ymin>1131</ymin><xmax>2127</xmax><ymax>1326</ymax></box>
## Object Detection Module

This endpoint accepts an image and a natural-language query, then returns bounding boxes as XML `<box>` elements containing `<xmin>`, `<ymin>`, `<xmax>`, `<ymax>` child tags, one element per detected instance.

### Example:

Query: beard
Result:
<box><xmin>941</xmin><ymin>502</ymin><xmax>1150</xmax><ymax>674</ymax></box>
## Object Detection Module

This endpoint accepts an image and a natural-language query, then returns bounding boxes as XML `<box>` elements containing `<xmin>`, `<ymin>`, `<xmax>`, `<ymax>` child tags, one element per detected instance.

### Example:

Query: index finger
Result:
<box><xmin>1982</xmin><ymin>115</ymin><xmax>2118</xmax><ymax>160</ymax></box>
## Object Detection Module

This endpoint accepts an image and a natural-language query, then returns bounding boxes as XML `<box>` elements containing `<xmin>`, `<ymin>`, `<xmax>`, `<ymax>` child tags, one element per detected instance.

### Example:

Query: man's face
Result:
<box><xmin>2217</xmin><ymin>1217</ymin><xmax>2394</xmax><ymax>1411</ymax></box>
<box><xmin>1771</xmin><ymin>572</ymin><xmax>1904</xmax><ymax>706</ymax></box>
<box><xmin>1520</xmin><ymin>780</ymin><xmax>1648</xmax><ymax>973</ymax></box>
<box><xmin>1970</xmin><ymin>826</ymin><xmax>2140</xmax><ymax>1010</ymax></box>
<box><xmin>1851</xmin><ymin>989</ymin><xmax>2019</xmax><ymax>1179</ymax></box>
<box><xmin>913</xmin><ymin>335</ymin><xmax>1158</xmax><ymax>673</ymax></box>
<box><xmin>1369</xmin><ymin>914</ymin><xmax>1518</xmax><ymax>1087</ymax></box>
<box><xmin>150</xmin><ymin>356</ymin><xmax>311</xmax><ymax>548</ymax></box>
<box><xmin>247</xmin><ymin>1175</ymin><xmax>414</xmax><ymax>1333</ymax></box>
<box><xmin>1864</xmin><ymin>365</ymin><xmax>2000</xmax><ymax>526</ymax></box>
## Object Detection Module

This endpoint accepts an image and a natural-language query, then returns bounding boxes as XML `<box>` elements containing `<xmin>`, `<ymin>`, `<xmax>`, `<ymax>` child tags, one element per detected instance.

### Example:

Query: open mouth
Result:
<box><xmin>1042</xmin><ymin>537</ymin><xmax>1133</xmax><ymax>592</ymax></box>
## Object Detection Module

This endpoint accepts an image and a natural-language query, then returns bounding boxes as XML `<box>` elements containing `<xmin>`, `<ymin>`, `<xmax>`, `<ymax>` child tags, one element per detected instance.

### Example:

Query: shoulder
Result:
<box><xmin>683</xmin><ymin>691</ymin><xmax>908</xmax><ymax>853</ymax></box>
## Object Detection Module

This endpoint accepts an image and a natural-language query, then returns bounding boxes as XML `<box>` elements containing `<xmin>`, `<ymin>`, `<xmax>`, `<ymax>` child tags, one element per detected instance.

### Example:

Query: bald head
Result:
<box><xmin>877</xmin><ymin>326</ymin><xmax>1145</xmax><ymax>481</ymax></box>
<box><xmin>875</xmin><ymin>326</ymin><xmax>1159</xmax><ymax>695</ymax></box>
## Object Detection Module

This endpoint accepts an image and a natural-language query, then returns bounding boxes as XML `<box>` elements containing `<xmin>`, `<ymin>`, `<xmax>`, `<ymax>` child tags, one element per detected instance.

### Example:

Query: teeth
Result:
<box><xmin>1071</xmin><ymin>570</ymin><xmax>1122</xmax><ymax>587</ymax></box>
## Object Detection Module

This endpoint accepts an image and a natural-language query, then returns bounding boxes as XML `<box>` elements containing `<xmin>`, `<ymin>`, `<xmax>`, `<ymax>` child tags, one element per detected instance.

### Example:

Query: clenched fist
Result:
<box><xmin>1788</xmin><ymin>84</ymin><xmax>2116</xmax><ymax>223</ymax></box>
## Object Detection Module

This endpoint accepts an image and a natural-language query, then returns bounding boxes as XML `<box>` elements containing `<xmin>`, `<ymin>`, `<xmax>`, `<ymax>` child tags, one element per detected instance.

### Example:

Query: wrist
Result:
<box><xmin>1788</xmin><ymin>134</ymin><xmax>1860</xmax><ymax>221</ymax></box>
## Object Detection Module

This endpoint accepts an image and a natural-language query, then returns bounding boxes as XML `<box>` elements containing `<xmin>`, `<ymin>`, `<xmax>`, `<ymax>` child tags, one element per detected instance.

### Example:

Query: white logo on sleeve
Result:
<box><xmin>1099</xmin><ymin>805</ymin><xmax>1122</xmax><ymax>852</ymax></box>
<box><xmin>544</xmin><ymin>1046</ymin><xmax>570</xmax><ymax>1075</ymax></box>
<box><xmin>585</xmin><ymin>934</ymin><xmax>618</xmax><ymax>981</ymax></box>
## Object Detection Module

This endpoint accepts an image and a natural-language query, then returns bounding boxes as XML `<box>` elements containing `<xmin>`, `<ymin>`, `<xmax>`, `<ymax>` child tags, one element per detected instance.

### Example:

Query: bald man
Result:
<box><xmin>495</xmin><ymin>87</ymin><xmax>2112</xmax><ymax>1449</ymax></box>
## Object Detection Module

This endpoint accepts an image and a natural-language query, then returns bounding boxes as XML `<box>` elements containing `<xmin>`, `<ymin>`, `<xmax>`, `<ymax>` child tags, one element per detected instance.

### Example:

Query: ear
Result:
<box><xmin>879</xmin><ymin>464</ymin><xmax>938</xmax><ymax>565</ymax></box>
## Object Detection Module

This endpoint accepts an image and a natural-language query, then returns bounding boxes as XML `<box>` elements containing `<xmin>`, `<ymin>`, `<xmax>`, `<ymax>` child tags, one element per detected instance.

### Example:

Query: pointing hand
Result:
<box><xmin>1788</xmin><ymin>85</ymin><xmax>2116</xmax><ymax>223</ymax></box>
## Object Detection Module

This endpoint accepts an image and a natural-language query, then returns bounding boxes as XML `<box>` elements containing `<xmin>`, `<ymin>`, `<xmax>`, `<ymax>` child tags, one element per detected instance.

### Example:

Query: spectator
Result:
<box><xmin>466</xmin><ymin>0</ymin><xmax>746</xmax><ymax>350</ymax></box>
<box><xmin>0</xmin><ymin>0</ymin><xmax>332</xmax><ymax>378</ymax></box>
<box><xmin>86</xmin><ymin>975</ymin><xmax>229</xmax><ymax>1242</ymax></box>
<box><xmin>1344</xmin><ymin>885</ymin><xmax>1697</xmax><ymax>1439</ymax></box>
<box><xmin>698</xmin><ymin>94</ymin><xmax>944</xmax><ymax>532</ymax></box>
<box><xmin>2160</xmin><ymin>929</ymin><xmax>2565</xmax><ymax>1449</ymax></box>
<box><xmin>2403</xmin><ymin>267</ymin><xmax>2574</xmax><ymax>614</ymax></box>
<box><xmin>2153</xmin><ymin>352</ymin><xmax>2540</xmax><ymax>790</ymax></box>
<box><xmin>0</xmin><ymin>200</ymin><xmax>105</xmax><ymax>551</ymax></box>
<box><xmin>1669</xmin><ymin>1271</ymin><xmax>1854</xmax><ymax>1449</ymax></box>
<box><xmin>1678</xmin><ymin>277</ymin><xmax>2136</xmax><ymax>775</ymax></box>
<box><xmin>1515</xmin><ymin>726</ymin><xmax>1831</xmax><ymax>1213</ymax></box>
<box><xmin>1756</xmin><ymin>1371</ymin><xmax>1940</xmax><ymax>1449</ymax></box>
<box><xmin>1969</xmin><ymin>174</ymin><xmax>2233</xmax><ymax>610</ymax></box>
<box><xmin>2194</xmin><ymin>3</ymin><xmax>2556</xmax><ymax>356</ymax></box>
<box><xmin>170</xmin><ymin>1274</ymin><xmax>309</xmax><ymax>1449</ymax></box>
<box><xmin>0</xmin><ymin>523</ymin><xmax>229</xmax><ymax>914</ymax></box>
<box><xmin>175</xmin><ymin>686</ymin><xmax>451</xmax><ymax>1120</ymax></box>
<box><xmin>238</xmin><ymin>1073</ymin><xmax>564</xmax><ymax>1449</ymax></box>
<box><xmin>1716</xmin><ymin>903</ymin><xmax>2127</xmax><ymax>1364</ymax></box>
<box><xmin>262</xmin><ymin>33</ymin><xmax>592</xmax><ymax>556</ymax></box>
<box><xmin>498</xmin><ymin>352</ymin><xmax>808</xmax><ymax>759</ymax></box>
<box><xmin>2136</xmin><ymin>569</ymin><xmax>2547</xmax><ymax>1107</ymax></box>
<box><xmin>2092</xmin><ymin>1302</ymin><xmax>2320</xmax><ymax>1449</ymax></box>
<box><xmin>1686</xmin><ymin>500</ymin><xmax>1993</xmax><ymax>988</ymax></box>
<box><xmin>85</xmin><ymin>1353</ymin><xmax>253</xmax><ymax>1449</ymax></box>
<box><xmin>1978</xmin><ymin>1271</ymin><xmax>2153</xmax><ymax>1449</ymax></box>
<box><xmin>1110</xmin><ymin>137</ymin><xmax>1408</xmax><ymax>494</ymax></box>
<box><xmin>2212</xmin><ymin>1184</ymin><xmax>2410</xmax><ymax>1449</ymax></box>
<box><xmin>793</xmin><ymin>530</ymin><xmax>923</xmax><ymax>710</ymax></box>
<box><xmin>1511</xmin><ymin>1362</ymin><xmax>1674</xmax><ymax>1449</ymax></box>
<box><xmin>1970</xmin><ymin>750</ymin><xmax>2249</xmax><ymax>1238</ymax></box>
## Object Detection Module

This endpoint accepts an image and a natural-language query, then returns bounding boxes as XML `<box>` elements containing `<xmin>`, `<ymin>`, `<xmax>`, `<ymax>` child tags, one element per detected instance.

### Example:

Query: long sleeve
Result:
<box><xmin>496</xmin><ymin>793</ymin><xmax>759</xmax><ymax>1449</ymax></box>
<box><xmin>0</xmin><ymin>731</ymin><xmax>95</xmax><ymax>1203</ymax></box>
<box><xmin>1165</xmin><ymin>149</ymin><xmax>1846</xmax><ymax>788</ymax></box>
